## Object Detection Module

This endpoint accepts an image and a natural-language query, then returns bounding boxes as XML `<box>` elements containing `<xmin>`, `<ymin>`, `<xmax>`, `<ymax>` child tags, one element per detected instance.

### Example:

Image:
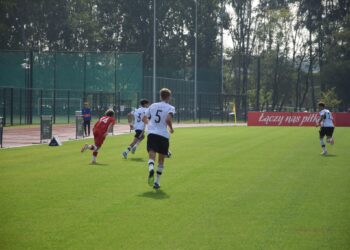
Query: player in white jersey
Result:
<box><xmin>316</xmin><ymin>102</ymin><xmax>335</xmax><ymax>155</ymax></box>
<box><xmin>122</xmin><ymin>99</ymin><xmax>149</xmax><ymax>159</ymax></box>
<box><xmin>142</xmin><ymin>88</ymin><xmax>175</xmax><ymax>189</ymax></box>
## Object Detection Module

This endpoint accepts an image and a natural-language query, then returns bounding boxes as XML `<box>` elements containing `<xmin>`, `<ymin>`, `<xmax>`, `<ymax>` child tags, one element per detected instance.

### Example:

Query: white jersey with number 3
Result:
<box><xmin>146</xmin><ymin>101</ymin><xmax>175</xmax><ymax>139</ymax></box>
<box><xmin>132</xmin><ymin>107</ymin><xmax>148</xmax><ymax>130</ymax></box>
<box><xmin>319</xmin><ymin>109</ymin><xmax>334</xmax><ymax>127</ymax></box>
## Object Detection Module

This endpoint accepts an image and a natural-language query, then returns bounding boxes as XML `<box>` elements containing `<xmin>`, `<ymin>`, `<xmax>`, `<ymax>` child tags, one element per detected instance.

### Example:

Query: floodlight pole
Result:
<box><xmin>194</xmin><ymin>0</ymin><xmax>198</xmax><ymax>121</ymax></box>
<box><xmin>153</xmin><ymin>0</ymin><xmax>157</xmax><ymax>103</ymax></box>
<box><xmin>220</xmin><ymin>0</ymin><xmax>224</xmax><ymax>94</ymax></box>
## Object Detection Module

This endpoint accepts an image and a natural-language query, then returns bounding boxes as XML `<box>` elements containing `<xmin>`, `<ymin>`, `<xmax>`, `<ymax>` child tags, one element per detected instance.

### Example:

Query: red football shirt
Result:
<box><xmin>93</xmin><ymin>116</ymin><xmax>116</xmax><ymax>135</ymax></box>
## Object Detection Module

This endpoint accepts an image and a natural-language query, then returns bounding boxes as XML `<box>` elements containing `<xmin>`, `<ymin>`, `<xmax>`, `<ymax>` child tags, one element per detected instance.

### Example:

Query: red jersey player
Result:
<box><xmin>81</xmin><ymin>109</ymin><xmax>115</xmax><ymax>164</ymax></box>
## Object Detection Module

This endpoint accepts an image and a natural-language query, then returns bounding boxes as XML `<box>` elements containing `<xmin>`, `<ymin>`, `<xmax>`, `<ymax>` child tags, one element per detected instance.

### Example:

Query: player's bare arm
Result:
<box><xmin>127</xmin><ymin>112</ymin><xmax>134</xmax><ymax>130</ymax></box>
<box><xmin>166</xmin><ymin>113</ymin><xmax>174</xmax><ymax>134</ymax></box>
<box><xmin>104</xmin><ymin>123</ymin><xmax>113</xmax><ymax>137</ymax></box>
<box><xmin>142</xmin><ymin>116</ymin><xmax>149</xmax><ymax>124</ymax></box>
<box><xmin>316</xmin><ymin>115</ymin><xmax>325</xmax><ymax>127</ymax></box>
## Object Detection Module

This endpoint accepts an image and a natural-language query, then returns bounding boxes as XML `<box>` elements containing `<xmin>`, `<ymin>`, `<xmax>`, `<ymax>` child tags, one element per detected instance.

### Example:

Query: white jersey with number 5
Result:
<box><xmin>145</xmin><ymin>101</ymin><xmax>175</xmax><ymax>139</ymax></box>
<box><xmin>131</xmin><ymin>107</ymin><xmax>148</xmax><ymax>130</ymax></box>
<box><xmin>319</xmin><ymin>109</ymin><xmax>334</xmax><ymax>127</ymax></box>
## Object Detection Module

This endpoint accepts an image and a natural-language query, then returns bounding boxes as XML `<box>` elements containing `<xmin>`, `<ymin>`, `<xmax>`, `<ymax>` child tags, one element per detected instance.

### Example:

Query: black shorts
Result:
<box><xmin>319</xmin><ymin>127</ymin><xmax>334</xmax><ymax>138</ymax></box>
<box><xmin>134</xmin><ymin>130</ymin><xmax>145</xmax><ymax>139</ymax></box>
<box><xmin>147</xmin><ymin>133</ymin><xmax>169</xmax><ymax>155</ymax></box>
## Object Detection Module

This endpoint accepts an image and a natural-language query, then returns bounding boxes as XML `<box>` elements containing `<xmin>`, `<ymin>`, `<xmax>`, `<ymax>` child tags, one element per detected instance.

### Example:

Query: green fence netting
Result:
<box><xmin>0</xmin><ymin>50</ymin><xmax>144</xmax><ymax>125</ymax></box>
<box><xmin>0</xmin><ymin>50</ymin><xmax>237</xmax><ymax>125</ymax></box>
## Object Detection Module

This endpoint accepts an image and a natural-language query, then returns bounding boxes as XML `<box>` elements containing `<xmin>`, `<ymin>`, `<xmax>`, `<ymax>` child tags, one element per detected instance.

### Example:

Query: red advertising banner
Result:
<box><xmin>248</xmin><ymin>112</ymin><xmax>350</xmax><ymax>127</ymax></box>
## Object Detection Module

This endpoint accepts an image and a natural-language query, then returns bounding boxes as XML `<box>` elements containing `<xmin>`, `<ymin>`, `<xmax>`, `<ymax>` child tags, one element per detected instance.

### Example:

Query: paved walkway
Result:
<box><xmin>1</xmin><ymin>123</ymin><xmax>245</xmax><ymax>149</ymax></box>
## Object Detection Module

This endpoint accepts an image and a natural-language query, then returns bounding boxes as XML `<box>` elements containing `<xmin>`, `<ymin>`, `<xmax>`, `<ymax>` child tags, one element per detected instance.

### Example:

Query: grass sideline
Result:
<box><xmin>0</xmin><ymin>127</ymin><xmax>349</xmax><ymax>249</ymax></box>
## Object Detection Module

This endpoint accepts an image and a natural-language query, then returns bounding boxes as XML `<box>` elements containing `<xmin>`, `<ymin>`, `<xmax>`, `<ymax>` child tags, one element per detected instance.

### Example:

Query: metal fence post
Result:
<box><xmin>114</xmin><ymin>51</ymin><xmax>117</xmax><ymax>102</ymax></box>
<box><xmin>118</xmin><ymin>91</ymin><xmax>121</xmax><ymax>123</ymax></box>
<box><xmin>29</xmin><ymin>50</ymin><xmax>33</xmax><ymax>124</ymax></box>
<box><xmin>53</xmin><ymin>89</ymin><xmax>56</xmax><ymax>124</ymax></box>
<box><xmin>10</xmin><ymin>88</ymin><xmax>13</xmax><ymax>125</ymax></box>
<box><xmin>40</xmin><ymin>89</ymin><xmax>43</xmax><ymax>116</ymax></box>
<box><xmin>0</xmin><ymin>117</ymin><xmax>3</xmax><ymax>148</ymax></box>
<box><xmin>19</xmin><ymin>88</ymin><xmax>22</xmax><ymax>125</ymax></box>
<box><xmin>83</xmin><ymin>52</ymin><xmax>87</xmax><ymax>100</ymax></box>
<box><xmin>67</xmin><ymin>90</ymin><xmax>70</xmax><ymax>124</ymax></box>
<box><xmin>53</xmin><ymin>52</ymin><xmax>57</xmax><ymax>124</ymax></box>
<box><xmin>177</xmin><ymin>94</ymin><xmax>180</xmax><ymax>123</ymax></box>
<box><xmin>113</xmin><ymin>91</ymin><xmax>117</xmax><ymax>114</ymax></box>
<box><xmin>24</xmin><ymin>83</ymin><xmax>27</xmax><ymax>124</ymax></box>
<box><xmin>198</xmin><ymin>94</ymin><xmax>201</xmax><ymax>123</ymax></box>
<box><xmin>193</xmin><ymin>94</ymin><xmax>195</xmax><ymax>123</ymax></box>
<box><xmin>220</xmin><ymin>94</ymin><xmax>224</xmax><ymax>123</ymax></box>
<box><xmin>3</xmin><ymin>88</ymin><xmax>6</xmax><ymax>126</ymax></box>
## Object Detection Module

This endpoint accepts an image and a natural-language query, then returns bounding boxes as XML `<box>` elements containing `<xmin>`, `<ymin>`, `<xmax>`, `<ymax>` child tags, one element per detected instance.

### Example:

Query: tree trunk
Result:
<box><xmin>278</xmin><ymin>95</ymin><xmax>286</xmax><ymax>111</ymax></box>
<box><xmin>299</xmin><ymin>75</ymin><xmax>309</xmax><ymax>110</ymax></box>
<box><xmin>310</xmin><ymin>68</ymin><xmax>316</xmax><ymax>111</ymax></box>
<box><xmin>309</xmin><ymin>29</ymin><xmax>316</xmax><ymax>111</ymax></box>
<box><xmin>256</xmin><ymin>56</ymin><xmax>261</xmax><ymax>111</ymax></box>
<box><xmin>234</xmin><ymin>50</ymin><xmax>241</xmax><ymax>118</ymax></box>
<box><xmin>295</xmin><ymin>53</ymin><xmax>305</xmax><ymax>111</ymax></box>
<box><xmin>272</xmin><ymin>44</ymin><xmax>280</xmax><ymax>111</ymax></box>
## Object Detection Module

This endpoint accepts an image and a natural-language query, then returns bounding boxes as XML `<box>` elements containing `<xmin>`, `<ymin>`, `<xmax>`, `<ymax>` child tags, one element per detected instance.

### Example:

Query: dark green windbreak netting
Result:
<box><xmin>0</xmin><ymin>51</ymin><xmax>143</xmax><ymax>94</ymax></box>
<box><xmin>54</xmin><ymin>52</ymin><xmax>85</xmax><ymax>91</ymax></box>
<box><xmin>0</xmin><ymin>50</ymin><xmax>143</xmax><ymax>125</ymax></box>
<box><xmin>0</xmin><ymin>50</ymin><xmax>227</xmax><ymax>126</ymax></box>
<box><xmin>0</xmin><ymin>51</ymin><xmax>27</xmax><ymax>88</ymax></box>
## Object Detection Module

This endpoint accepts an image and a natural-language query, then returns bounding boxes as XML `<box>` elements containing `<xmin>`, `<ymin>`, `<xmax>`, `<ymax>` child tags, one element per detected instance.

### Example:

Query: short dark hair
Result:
<box><xmin>140</xmin><ymin>99</ymin><xmax>149</xmax><ymax>107</ymax></box>
<box><xmin>160</xmin><ymin>88</ymin><xmax>171</xmax><ymax>100</ymax></box>
<box><xmin>318</xmin><ymin>102</ymin><xmax>325</xmax><ymax>108</ymax></box>
<box><xmin>105</xmin><ymin>109</ymin><xmax>115</xmax><ymax>117</ymax></box>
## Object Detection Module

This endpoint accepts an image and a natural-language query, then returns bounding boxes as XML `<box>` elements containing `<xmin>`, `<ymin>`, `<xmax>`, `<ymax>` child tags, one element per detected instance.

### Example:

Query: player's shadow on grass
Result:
<box><xmin>130</xmin><ymin>158</ymin><xmax>145</xmax><ymax>162</ymax></box>
<box><xmin>325</xmin><ymin>154</ymin><xmax>336</xmax><ymax>157</ymax></box>
<box><xmin>138</xmin><ymin>190</ymin><xmax>170</xmax><ymax>200</ymax></box>
<box><xmin>89</xmin><ymin>163</ymin><xmax>109</xmax><ymax>166</ymax></box>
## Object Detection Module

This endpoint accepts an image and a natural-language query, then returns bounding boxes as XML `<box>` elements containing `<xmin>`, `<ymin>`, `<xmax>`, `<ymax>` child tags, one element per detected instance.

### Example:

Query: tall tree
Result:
<box><xmin>230</xmin><ymin>0</ymin><xmax>255</xmax><ymax>118</ymax></box>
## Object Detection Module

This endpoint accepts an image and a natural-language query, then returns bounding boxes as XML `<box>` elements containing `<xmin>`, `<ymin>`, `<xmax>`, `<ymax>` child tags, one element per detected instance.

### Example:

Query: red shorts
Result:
<box><xmin>93</xmin><ymin>131</ymin><xmax>106</xmax><ymax>147</ymax></box>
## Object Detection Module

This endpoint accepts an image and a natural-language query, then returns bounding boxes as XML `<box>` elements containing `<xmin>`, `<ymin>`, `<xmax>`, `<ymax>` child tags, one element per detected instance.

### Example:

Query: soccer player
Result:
<box><xmin>81</xmin><ymin>109</ymin><xmax>115</xmax><ymax>164</ymax></box>
<box><xmin>82</xmin><ymin>102</ymin><xmax>92</xmax><ymax>137</ymax></box>
<box><xmin>122</xmin><ymin>99</ymin><xmax>150</xmax><ymax>159</ymax></box>
<box><xmin>143</xmin><ymin>88</ymin><xmax>175</xmax><ymax>189</ymax></box>
<box><xmin>316</xmin><ymin>102</ymin><xmax>335</xmax><ymax>155</ymax></box>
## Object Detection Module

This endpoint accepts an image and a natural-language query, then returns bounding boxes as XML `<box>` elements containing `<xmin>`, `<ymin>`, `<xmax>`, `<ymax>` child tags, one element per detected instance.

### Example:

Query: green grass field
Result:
<box><xmin>0</xmin><ymin>127</ymin><xmax>349</xmax><ymax>250</ymax></box>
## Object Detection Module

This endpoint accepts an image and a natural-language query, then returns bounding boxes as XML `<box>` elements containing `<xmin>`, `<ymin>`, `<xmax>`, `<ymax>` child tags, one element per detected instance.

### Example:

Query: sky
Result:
<box><xmin>223</xmin><ymin>4</ymin><xmax>234</xmax><ymax>49</ymax></box>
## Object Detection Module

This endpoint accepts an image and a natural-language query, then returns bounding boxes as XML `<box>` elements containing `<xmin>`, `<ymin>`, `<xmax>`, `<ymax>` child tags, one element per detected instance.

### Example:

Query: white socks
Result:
<box><xmin>156</xmin><ymin>165</ymin><xmax>164</xmax><ymax>184</ymax></box>
<box><xmin>148</xmin><ymin>160</ymin><xmax>155</xmax><ymax>172</ymax></box>
<box><xmin>320</xmin><ymin>139</ymin><xmax>326</xmax><ymax>152</ymax></box>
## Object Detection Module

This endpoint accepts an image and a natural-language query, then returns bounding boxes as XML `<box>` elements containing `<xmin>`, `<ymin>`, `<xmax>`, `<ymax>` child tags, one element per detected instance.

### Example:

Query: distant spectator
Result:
<box><xmin>82</xmin><ymin>102</ymin><xmax>92</xmax><ymax>137</ymax></box>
